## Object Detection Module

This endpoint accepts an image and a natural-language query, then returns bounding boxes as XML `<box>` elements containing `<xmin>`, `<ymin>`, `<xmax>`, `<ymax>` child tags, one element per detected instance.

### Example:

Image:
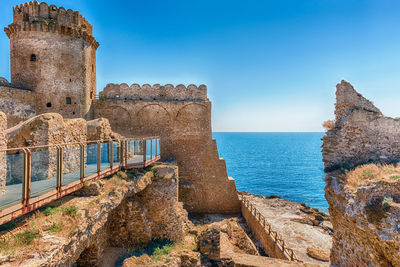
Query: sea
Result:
<box><xmin>212</xmin><ymin>132</ymin><xmax>328</xmax><ymax>213</ymax></box>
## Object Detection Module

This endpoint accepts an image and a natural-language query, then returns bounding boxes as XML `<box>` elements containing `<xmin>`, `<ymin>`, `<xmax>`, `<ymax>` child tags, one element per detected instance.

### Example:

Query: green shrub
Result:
<box><xmin>390</xmin><ymin>175</ymin><xmax>400</xmax><ymax>179</ymax></box>
<box><xmin>43</xmin><ymin>205</ymin><xmax>77</xmax><ymax>217</ymax></box>
<box><xmin>62</xmin><ymin>206</ymin><xmax>77</xmax><ymax>217</ymax></box>
<box><xmin>49</xmin><ymin>223</ymin><xmax>63</xmax><ymax>233</ymax></box>
<box><xmin>382</xmin><ymin>197</ymin><xmax>393</xmax><ymax>211</ymax></box>
<box><xmin>15</xmin><ymin>229</ymin><xmax>39</xmax><ymax>245</ymax></box>
<box><xmin>43</xmin><ymin>206</ymin><xmax>59</xmax><ymax>216</ymax></box>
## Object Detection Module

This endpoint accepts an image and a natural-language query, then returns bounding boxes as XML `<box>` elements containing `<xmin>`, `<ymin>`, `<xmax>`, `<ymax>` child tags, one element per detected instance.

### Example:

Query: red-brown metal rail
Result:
<box><xmin>0</xmin><ymin>137</ymin><xmax>161</xmax><ymax>225</ymax></box>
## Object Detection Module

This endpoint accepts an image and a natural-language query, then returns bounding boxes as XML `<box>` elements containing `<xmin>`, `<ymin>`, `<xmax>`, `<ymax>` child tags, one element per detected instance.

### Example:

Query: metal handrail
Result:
<box><xmin>0</xmin><ymin>136</ymin><xmax>161</xmax><ymax>225</ymax></box>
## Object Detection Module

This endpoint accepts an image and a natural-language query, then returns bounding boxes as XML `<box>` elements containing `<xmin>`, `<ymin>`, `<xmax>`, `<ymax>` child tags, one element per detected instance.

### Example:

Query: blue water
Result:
<box><xmin>212</xmin><ymin>132</ymin><xmax>328</xmax><ymax>213</ymax></box>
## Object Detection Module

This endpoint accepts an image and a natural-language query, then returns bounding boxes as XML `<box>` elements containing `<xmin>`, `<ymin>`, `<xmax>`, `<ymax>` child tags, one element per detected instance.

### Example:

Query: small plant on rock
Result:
<box><xmin>382</xmin><ymin>197</ymin><xmax>393</xmax><ymax>212</ymax></box>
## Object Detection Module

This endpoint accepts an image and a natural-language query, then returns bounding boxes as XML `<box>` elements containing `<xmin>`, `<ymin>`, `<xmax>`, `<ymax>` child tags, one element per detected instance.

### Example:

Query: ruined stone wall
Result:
<box><xmin>4</xmin><ymin>1</ymin><xmax>98</xmax><ymax>121</ymax></box>
<box><xmin>93</xmin><ymin>87</ymin><xmax>240</xmax><ymax>214</ymax></box>
<box><xmin>322</xmin><ymin>81</ymin><xmax>400</xmax><ymax>171</ymax></box>
<box><xmin>0</xmin><ymin>112</ymin><xmax>6</xmax><ymax>194</ymax></box>
<box><xmin>6</xmin><ymin>113</ymin><xmax>87</xmax><ymax>183</ymax></box>
<box><xmin>107</xmin><ymin>165</ymin><xmax>187</xmax><ymax>247</ymax></box>
<box><xmin>0</xmin><ymin>83</ymin><xmax>36</xmax><ymax>128</ymax></box>
<box><xmin>322</xmin><ymin>81</ymin><xmax>400</xmax><ymax>266</ymax></box>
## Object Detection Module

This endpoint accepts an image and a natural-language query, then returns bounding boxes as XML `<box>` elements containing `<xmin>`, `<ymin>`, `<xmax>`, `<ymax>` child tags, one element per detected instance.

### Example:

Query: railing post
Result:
<box><xmin>119</xmin><ymin>140</ymin><xmax>123</xmax><ymax>167</ymax></box>
<box><xmin>125</xmin><ymin>140</ymin><xmax>128</xmax><ymax>166</ymax></box>
<box><xmin>143</xmin><ymin>139</ymin><xmax>147</xmax><ymax>165</ymax></box>
<box><xmin>22</xmin><ymin>148</ymin><xmax>31</xmax><ymax>206</ymax></box>
<box><xmin>97</xmin><ymin>142</ymin><xmax>101</xmax><ymax>173</ymax></box>
<box><xmin>80</xmin><ymin>144</ymin><xmax>85</xmax><ymax>182</ymax></box>
<box><xmin>155</xmin><ymin>138</ymin><xmax>157</xmax><ymax>156</ymax></box>
<box><xmin>57</xmin><ymin>145</ymin><xmax>63</xmax><ymax>191</ymax></box>
<box><xmin>110</xmin><ymin>141</ymin><xmax>113</xmax><ymax>169</ymax></box>
<box><xmin>150</xmin><ymin>139</ymin><xmax>153</xmax><ymax>160</ymax></box>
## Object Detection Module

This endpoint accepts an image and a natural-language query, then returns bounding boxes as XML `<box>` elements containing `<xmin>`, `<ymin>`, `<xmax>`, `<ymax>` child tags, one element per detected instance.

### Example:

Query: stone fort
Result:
<box><xmin>0</xmin><ymin>1</ymin><xmax>240</xmax><ymax>213</ymax></box>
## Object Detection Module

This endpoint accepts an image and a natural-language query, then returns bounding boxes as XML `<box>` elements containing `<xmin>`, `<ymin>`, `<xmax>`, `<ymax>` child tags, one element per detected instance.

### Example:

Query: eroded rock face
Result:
<box><xmin>322</xmin><ymin>80</ymin><xmax>400</xmax><ymax>171</ymax></box>
<box><xmin>0</xmin><ymin>112</ymin><xmax>7</xmax><ymax>193</ymax></box>
<box><xmin>5</xmin><ymin>165</ymin><xmax>189</xmax><ymax>266</ymax></box>
<box><xmin>323</xmin><ymin>81</ymin><xmax>400</xmax><ymax>266</ymax></box>
<box><xmin>107</xmin><ymin>165</ymin><xmax>188</xmax><ymax>247</ymax></box>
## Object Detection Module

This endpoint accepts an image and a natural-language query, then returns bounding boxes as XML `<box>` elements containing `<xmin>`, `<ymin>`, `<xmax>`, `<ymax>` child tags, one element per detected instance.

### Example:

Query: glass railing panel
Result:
<box><xmin>157</xmin><ymin>138</ymin><xmax>160</xmax><ymax>156</ymax></box>
<box><xmin>113</xmin><ymin>142</ymin><xmax>120</xmax><ymax>167</ymax></box>
<box><xmin>127</xmin><ymin>141</ymin><xmax>134</xmax><ymax>164</ymax></box>
<box><xmin>0</xmin><ymin>151</ymin><xmax>24</xmax><ymax>208</ymax></box>
<box><xmin>31</xmin><ymin>148</ymin><xmax>57</xmax><ymax>198</ymax></box>
<box><xmin>62</xmin><ymin>145</ymin><xmax>81</xmax><ymax>185</ymax></box>
<box><xmin>100</xmin><ymin>143</ymin><xmax>110</xmax><ymax>171</ymax></box>
<box><xmin>113</xmin><ymin>142</ymin><xmax>121</xmax><ymax>166</ymax></box>
<box><xmin>152</xmin><ymin>139</ymin><xmax>157</xmax><ymax>158</ymax></box>
<box><xmin>146</xmin><ymin>139</ymin><xmax>151</xmax><ymax>160</ymax></box>
<box><xmin>85</xmin><ymin>144</ymin><xmax>98</xmax><ymax>177</ymax></box>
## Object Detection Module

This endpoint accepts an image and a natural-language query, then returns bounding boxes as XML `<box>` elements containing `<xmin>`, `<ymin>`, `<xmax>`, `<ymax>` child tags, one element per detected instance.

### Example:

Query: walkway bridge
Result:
<box><xmin>0</xmin><ymin>137</ymin><xmax>160</xmax><ymax>225</ymax></box>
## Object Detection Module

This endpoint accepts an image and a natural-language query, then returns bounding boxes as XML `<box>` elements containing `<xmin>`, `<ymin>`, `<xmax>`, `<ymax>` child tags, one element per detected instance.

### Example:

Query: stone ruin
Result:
<box><xmin>322</xmin><ymin>80</ymin><xmax>400</xmax><ymax>266</ymax></box>
<box><xmin>0</xmin><ymin>113</ymin><xmax>122</xmax><ymax>194</ymax></box>
<box><xmin>0</xmin><ymin>112</ymin><xmax>7</xmax><ymax>193</ymax></box>
<box><xmin>0</xmin><ymin>1</ymin><xmax>240</xmax><ymax>214</ymax></box>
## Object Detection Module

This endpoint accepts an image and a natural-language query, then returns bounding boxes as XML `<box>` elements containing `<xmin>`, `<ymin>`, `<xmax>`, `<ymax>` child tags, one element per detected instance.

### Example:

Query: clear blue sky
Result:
<box><xmin>1</xmin><ymin>0</ymin><xmax>400</xmax><ymax>132</ymax></box>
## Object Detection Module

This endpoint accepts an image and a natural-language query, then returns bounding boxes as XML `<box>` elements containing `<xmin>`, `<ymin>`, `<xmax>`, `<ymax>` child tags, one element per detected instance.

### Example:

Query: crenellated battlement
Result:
<box><xmin>99</xmin><ymin>83</ymin><xmax>208</xmax><ymax>101</ymax></box>
<box><xmin>4</xmin><ymin>1</ymin><xmax>98</xmax><ymax>49</ymax></box>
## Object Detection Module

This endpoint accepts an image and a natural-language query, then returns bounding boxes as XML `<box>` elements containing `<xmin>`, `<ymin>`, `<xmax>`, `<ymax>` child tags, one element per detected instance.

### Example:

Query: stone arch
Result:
<box><xmin>175</xmin><ymin>103</ymin><xmax>209</xmax><ymax>131</ymax></box>
<box><xmin>135</xmin><ymin>104</ymin><xmax>172</xmax><ymax>133</ymax></box>
<box><xmin>98</xmin><ymin>105</ymin><xmax>132</xmax><ymax>135</ymax></box>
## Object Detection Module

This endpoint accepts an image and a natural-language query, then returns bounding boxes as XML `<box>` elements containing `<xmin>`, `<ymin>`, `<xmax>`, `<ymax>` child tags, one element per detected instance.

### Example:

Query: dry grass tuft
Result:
<box><xmin>322</xmin><ymin>120</ymin><xmax>334</xmax><ymax>130</ymax></box>
<box><xmin>345</xmin><ymin>164</ymin><xmax>400</xmax><ymax>191</ymax></box>
<box><xmin>0</xmin><ymin>204</ymin><xmax>80</xmax><ymax>258</ymax></box>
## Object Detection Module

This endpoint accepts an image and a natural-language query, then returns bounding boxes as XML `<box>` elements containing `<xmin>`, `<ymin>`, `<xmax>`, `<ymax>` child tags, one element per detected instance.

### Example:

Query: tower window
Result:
<box><xmin>90</xmin><ymin>92</ymin><xmax>94</xmax><ymax>99</ymax></box>
<box><xmin>46</xmin><ymin>102</ymin><xmax>52</xmax><ymax>108</ymax></box>
<box><xmin>30</xmin><ymin>54</ymin><xmax>36</xmax><ymax>62</ymax></box>
<box><xmin>66</xmin><ymin>97</ymin><xmax>72</xmax><ymax>104</ymax></box>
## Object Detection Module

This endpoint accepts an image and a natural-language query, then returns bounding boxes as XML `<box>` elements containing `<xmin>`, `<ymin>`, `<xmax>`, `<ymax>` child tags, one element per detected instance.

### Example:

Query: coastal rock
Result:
<box><xmin>306</xmin><ymin>247</ymin><xmax>330</xmax><ymax>262</ymax></box>
<box><xmin>323</xmin><ymin>81</ymin><xmax>400</xmax><ymax>266</ymax></box>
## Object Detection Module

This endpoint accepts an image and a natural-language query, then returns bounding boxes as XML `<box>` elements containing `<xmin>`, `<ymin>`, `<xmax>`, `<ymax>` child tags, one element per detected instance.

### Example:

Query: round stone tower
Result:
<box><xmin>4</xmin><ymin>1</ymin><xmax>99</xmax><ymax>119</ymax></box>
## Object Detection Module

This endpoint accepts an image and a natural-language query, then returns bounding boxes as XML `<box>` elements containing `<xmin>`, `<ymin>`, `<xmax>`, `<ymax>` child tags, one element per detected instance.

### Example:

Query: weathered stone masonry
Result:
<box><xmin>94</xmin><ymin>84</ymin><xmax>241</xmax><ymax>214</ymax></box>
<box><xmin>0</xmin><ymin>112</ymin><xmax>7</xmax><ymax>193</ymax></box>
<box><xmin>1</xmin><ymin>1</ymin><xmax>240</xmax><ymax>214</ymax></box>
<box><xmin>4</xmin><ymin>1</ymin><xmax>98</xmax><ymax>120</ymax></box>
<box><xmin>322</xmin><ymin>80</ymin><xmax>400</xmax><ymax>266</ymax></box>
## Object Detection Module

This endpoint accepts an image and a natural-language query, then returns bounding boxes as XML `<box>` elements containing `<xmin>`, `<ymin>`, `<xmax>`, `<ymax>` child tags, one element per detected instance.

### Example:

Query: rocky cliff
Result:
<box><xmin>0</xmin><ymin>164</ymin><xmax>189</xmax><ymax>266</ymax></box>
<box><xmin>322</xmin><ymin>81</ymin><xmax>400</xmax><ymax>266</ymax></box>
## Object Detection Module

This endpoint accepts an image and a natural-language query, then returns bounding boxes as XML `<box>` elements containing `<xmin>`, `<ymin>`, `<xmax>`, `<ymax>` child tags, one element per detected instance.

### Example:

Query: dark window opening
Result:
<box><xmin>46</xmin><ymin>102</ymin><xmax>52</xmax><ymax>108</ymax></box>
<box><xmin>69</xmin><ymin>78</ymin><xmax>72</xmax><ymax>82</ymax></box>
<box><xmin>72</xmin><ymin>112</ymin><xmax>75</xmax><ymax>115</ymax></box>
<box><xmin>92</xmin><ymin>64</ymin><xmax>94</xmax><ymax>72</ymax></box>
<box><xmin>90</xmin><ymin>92</ymin><xmax>94</xmax><ymax>99</ymax></box>
<box><xmin>30</xmin><ymin>54</ymin><xmax>36</xmax><ymax>62</ymax></box>
<box><xmin>66</xmin><ymin>97</ymin><xmax>72</xmax><ymax>105</ymax></box>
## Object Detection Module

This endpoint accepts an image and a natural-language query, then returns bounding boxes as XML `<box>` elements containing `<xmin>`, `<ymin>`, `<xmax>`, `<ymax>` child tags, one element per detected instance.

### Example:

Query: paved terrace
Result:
<box><xmin>244</xmin><ymin>195</ymin><xmax>332</xmax><ymax>266</ymax></box>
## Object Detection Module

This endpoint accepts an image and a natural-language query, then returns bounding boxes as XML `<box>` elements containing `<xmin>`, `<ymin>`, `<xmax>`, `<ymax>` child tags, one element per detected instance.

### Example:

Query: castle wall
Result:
<box><xmin>9</xmin><ymin>31</ymin><xmax>95</xmax><ymax>119</ymax></box>
<box><xmin>93</xmin><ymin>85</ymin><xmax>240</xmax><ymax>214</ymax></box>
<box><xmin>322</xmin><ymin>81</ymin><xmax>400</xmax><ymax>266</ymax></box>
<box><xmin>0</xmin><ymin>112</ymin><xmax>6</xmax><ymax>194</ymax></box>
<box><xmin>0</xmin><ymin>84</ymin><xmax>36</xmax><ymax>128</ymax></box>
<box><xmin>100</xmin><ymin>83</ymin><xmax>207</xmax><ymax>101</ymax></box>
